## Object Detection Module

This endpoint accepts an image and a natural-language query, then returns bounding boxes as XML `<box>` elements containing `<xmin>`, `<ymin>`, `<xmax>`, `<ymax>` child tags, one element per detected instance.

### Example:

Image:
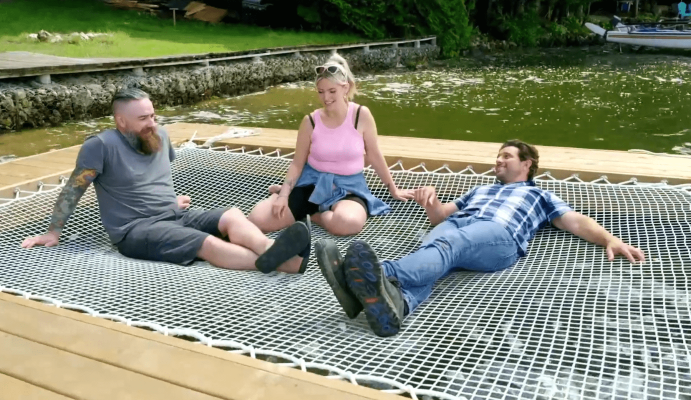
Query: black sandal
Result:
<box><xmin>255</xmin><ymin>215</ymin><xmax>312</xmax><ymax>274</ymax></box>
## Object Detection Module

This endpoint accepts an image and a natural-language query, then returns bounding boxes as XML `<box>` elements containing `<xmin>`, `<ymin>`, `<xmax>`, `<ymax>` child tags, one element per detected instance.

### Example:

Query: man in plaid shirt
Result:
<box><xmin>315</xmin><ymin>139</ymin><xmax>645</xmax><ymax>337</ymax></box>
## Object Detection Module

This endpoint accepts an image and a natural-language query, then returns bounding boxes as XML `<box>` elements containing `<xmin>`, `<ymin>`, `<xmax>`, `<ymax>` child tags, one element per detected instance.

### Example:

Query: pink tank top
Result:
<box><xmin>307</xmin><ymin>102</ymin><xmax>365</xmax><ymax>176</ymax></box>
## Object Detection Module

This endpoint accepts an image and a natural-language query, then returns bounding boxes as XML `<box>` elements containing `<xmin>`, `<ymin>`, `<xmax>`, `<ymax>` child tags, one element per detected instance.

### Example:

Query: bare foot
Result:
<box><xmin>268</xmin><ymin>184</ymin><xmax>281</xmax><ymax>194</ymax></box>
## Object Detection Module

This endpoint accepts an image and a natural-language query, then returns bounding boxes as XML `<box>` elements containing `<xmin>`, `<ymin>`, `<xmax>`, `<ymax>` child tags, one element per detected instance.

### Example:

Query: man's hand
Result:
<box><xmin>177</xmin><ymin>195</ymin><xmax>191</xmax><ymax>209</ymax></box>
<box><xmin>390</xmin><ymin>187</ymin><xmax>415</xmax><ymax>201</ymax></box>
<box><xmin>21</xmin><ymin>231</ymin><xmax>60</xmax><ymax>249</ymax></box>
<box><xmin>606</xmin><ymin>238</ymin><xmax>646</xmax><ymax>263</ymax></box>
<box><xmin>414</xmin><ymin>186</ymin><xmax>437</xmax><ymax>208</ymax></box>
<box><xmin>553</xmin><ymin>212</ymin><xmax>646</xmax><ymax>264</ymax></box>
<box><xmin>20</xmin><ymin>167</ymin><xmax>96</xmax><ymax>250</ymax></box>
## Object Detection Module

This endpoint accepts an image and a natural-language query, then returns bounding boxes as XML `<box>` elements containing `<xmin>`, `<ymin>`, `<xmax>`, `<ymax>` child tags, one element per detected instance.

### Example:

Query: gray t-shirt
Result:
<box><xmin>76</xmin><ymin>128</ymin><xmax>178</xmax><ymax>244</ymax></box>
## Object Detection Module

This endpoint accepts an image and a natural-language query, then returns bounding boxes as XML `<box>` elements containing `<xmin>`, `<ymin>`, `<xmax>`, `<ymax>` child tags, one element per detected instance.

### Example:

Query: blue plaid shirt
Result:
<box><xmin>452</xmin><ymin>180</ymin><xmax>572</xmax><ymax>256</ymax></box>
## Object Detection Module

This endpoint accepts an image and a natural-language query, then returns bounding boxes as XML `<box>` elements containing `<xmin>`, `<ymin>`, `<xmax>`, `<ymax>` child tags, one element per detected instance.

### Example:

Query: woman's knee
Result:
<box><xmin>325</xmin><ymin>213</ymin><xmax>366</xmax><ymax>236</ymax></box>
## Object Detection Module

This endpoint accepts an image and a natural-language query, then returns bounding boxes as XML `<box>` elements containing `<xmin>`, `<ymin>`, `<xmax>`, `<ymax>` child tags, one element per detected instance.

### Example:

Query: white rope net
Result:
<box><xmin>1</xmin><ymin>147</ymin><xmax>690</xmax><ymax>400</ymax></box>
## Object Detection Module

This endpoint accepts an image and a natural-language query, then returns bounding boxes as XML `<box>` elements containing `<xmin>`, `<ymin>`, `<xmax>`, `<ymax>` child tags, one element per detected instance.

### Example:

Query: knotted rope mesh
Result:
<box><xmin>1</xmin><ymin>147</ymin><xmax>690</xmax><ymax>400</ymax></box>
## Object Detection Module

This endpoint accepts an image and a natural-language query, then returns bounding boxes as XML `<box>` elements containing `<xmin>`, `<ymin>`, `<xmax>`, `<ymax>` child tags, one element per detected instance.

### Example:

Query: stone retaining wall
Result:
<box><xmin>0</xmin><ymin>46</ymin><xmax>439</xmax><ymax>132</ymax></box>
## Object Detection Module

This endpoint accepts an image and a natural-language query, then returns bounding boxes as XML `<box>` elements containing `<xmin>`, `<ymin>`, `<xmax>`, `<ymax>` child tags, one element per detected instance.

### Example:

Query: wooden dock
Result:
<box><xmin>0</xmin><ymin>123</ymin><xmax>689</xmax><ymax>398</ymax></box>
<box><xmin>0</xmin><ymin>37</ymin><xmax>434</xmax><ymax>80</ymax></box>
<box><xmin>1</xmin><ymin>122</ymin><xmax>689</xmax><ymax>200</ymax></box>
<box><xmin>0</xmin><ymin>293</ymin><xmax>398</xmax><ymax>400</ymax></box>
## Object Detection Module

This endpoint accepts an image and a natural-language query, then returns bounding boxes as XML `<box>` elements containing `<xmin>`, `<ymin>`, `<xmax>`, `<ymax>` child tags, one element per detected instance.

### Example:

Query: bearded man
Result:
<box><xmin>22</xmin><ymin>88</ymin><xmax>310</xmax><ymax>273</ymax></box>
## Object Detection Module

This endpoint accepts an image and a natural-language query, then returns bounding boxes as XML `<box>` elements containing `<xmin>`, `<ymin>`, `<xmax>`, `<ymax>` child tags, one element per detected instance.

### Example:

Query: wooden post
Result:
<box><xmin>171</xmin><ymin>8</ymin><xmax>178</xmax><ymax>26</ymax></box>
<box><xmin>634</xmin><ymin>0</ymin><xmax>639</xmax><ymax>17</ymax></box>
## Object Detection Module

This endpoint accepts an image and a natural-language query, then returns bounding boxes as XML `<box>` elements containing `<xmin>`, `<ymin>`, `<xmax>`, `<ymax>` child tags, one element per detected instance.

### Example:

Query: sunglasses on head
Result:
<box><xmin>315</xmin><ymin>65</ymin><xmax>343</xmax><ymax>75</ymax></box>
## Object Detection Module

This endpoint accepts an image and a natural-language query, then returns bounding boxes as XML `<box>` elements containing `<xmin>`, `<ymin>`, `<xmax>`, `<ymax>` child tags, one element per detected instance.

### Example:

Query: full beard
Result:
<box><xmin>139</xmin><ymin>128</ymin><xmax>162</xmax><ymax>155</ymax></box>
<box><xmin>125</xmin><ymin>127</ymin><xmax>162</xmax><ymax>155</ymax></box>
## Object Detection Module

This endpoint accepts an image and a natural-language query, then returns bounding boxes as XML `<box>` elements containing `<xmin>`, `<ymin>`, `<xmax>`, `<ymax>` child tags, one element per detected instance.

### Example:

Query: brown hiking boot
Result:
<box><xmin>344</xmin><ymin>240</ymin><xmax>406</xmax><ymax>337</ymax></box>
<box><xmin>315</xmin><ymin>238</ymin><xmax>363</xmax><ymax>319</ymax></box>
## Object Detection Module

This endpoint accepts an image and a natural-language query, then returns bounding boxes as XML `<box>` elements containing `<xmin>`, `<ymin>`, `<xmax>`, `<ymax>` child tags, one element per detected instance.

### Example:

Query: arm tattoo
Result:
<box><xmin>48</xmin><ymin>168</ymin><xmax>98</xmax><ymax>233</ymax></box>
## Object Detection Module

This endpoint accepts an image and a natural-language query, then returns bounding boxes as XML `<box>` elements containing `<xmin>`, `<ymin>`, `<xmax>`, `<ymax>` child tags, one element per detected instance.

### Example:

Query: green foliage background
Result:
<box><xmin>266</xmin><ymin>0</ymin><xmax>664</xmax><ymax>57</ymax></box>
<box><xmin>296</xmin><ymin>0</ymin><xmax>473</xmax><ymax>58</ymax></box>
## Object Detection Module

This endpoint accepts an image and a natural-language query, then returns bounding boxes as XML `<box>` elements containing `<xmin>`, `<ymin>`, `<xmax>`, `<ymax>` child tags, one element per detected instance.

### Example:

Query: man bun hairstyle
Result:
<box><xmin>112</xmin><ymin>87</ymin><xmax>150</xmax><ymax>114</ymax></box>
<box><xmin>501</xmin><ymin>139</ymin><xmax>539</xmax><ymax>180</ymax></box>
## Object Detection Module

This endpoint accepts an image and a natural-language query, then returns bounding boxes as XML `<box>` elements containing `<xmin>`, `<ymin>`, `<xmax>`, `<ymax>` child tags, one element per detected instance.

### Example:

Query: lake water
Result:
<box><xmin>2</xmin><ymin>49</ymin><xmax>691</xmax><ymax>159</ymax></box>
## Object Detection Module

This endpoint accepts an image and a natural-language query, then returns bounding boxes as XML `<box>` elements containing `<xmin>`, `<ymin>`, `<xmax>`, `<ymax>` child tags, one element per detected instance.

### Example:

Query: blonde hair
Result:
<box><xmin>316</xmin><ymin>54</ymin><xmax>357</xmax><ymax>101</ymax></box>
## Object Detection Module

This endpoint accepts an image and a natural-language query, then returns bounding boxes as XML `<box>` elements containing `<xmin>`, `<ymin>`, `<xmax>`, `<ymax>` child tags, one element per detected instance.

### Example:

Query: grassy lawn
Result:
<box><xmin>0</xmin><ymin>0</ymin><xmax>362</xmax><ymax>58</ymax></box>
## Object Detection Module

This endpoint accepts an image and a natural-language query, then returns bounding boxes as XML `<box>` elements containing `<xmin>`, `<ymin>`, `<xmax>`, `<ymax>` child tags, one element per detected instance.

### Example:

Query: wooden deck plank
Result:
<box><xmin>0</xmin><ymin>170</ymin><xmax>72</xmax><ymax>199</ymax></box>
<box><xmin>0</xmin><ymin>146</ymin><xmax>78</xmax><ymax>197</ymax></box>
<box><xmin>0</xmin><ymin>373</ymin><xmax>73</xmax><ymax>400</ymax></box>
<box><xmin>0</xmin><ymin>294</ymin><xmax>400</xmax><ymax>400</ymax></box>
<box><xmin>0</xmin><ymin>164</ymin><xmax>67</xmax><ymax>179</ymax></box>
<box><xmin>11</xmin><ymin>158</ymin><xmax>76</xmax><ymax>171</ymax></box>
<box><xmin>166</xmin><ymin>123</ymin><xmax>691</xmax><ymax>184</ymax></box>
<box><xmin>0</xmin><ymin>175</ymin><xmax>21</xmax><ymax>186</ymax></box>
<box><xmin>1</xmin><ymin>122</ymin><xmax>688</xmax><ymax>200</ymax></box>
<box><xmin>11</xmin><ymin>145</ymin><xmax>81</xmax><ymax>162</ymax></box>
<box><xmin>12</xmin><ymin>154</ymin><xmax>78</xmax><ymax>166</ymax></box>
<box><xmin>165</xmin><ymin>123</ymin><xmax>685</xmax><ymax>168</ymax></box>
<box><xmin>0</xmin><ymin>332</ymin><xmax>221</xmax><ymax>400</ymax></box>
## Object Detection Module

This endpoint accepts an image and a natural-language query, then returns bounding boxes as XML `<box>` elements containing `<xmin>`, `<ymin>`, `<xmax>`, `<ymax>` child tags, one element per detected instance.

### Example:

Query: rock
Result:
<box><xmin>72</xmin><ymin>87</ymin><xmax>94</xmax><ymax>116</ymax></box>
<box><xmin>68</xmin><ymin>33</ymin><xmax>83</xmax><ymax>44</ymax></box>
<box><xmin>13</xmin><ymin>89</ymin><xmax>26</xmax><ymax>100</ymax></box>
<box><xmin>37</xmin><ymin>30</ymin><xmax>51</xmax><ymax>42</ymax></box>
<box><xmin>49</xmin><ymin>109</ymin><xmax>62</xmax><ymax>125</ymax></box>
<box><xmin>0</xmin><ymin>118</ymin><xmax>12</xmax><ymax>129</ymax></box>
<box><xmin>0</xmin><ymin>93</ymin><xmax>15</xmax><ymax>113</ymax></box>
<box><xmin>0</xmin><ymin>45</ymin><xmax>440</xmax><ymax>132</ymax></box>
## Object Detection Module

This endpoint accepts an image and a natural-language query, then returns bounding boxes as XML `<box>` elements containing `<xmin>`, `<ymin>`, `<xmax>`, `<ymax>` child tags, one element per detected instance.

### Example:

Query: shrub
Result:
<box><xmin>323</xmin><ymin>0</ymin><xmax>473</xmax><ymax>58</ymax></box>
<box><xmin>501</xmin><ymin>11</ymin><xmax>544</xmax><ymax>47</ymax></box>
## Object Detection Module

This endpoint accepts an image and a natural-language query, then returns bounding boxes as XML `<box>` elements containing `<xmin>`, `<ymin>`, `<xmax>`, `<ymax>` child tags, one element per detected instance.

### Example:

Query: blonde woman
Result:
<box><xmin>248</xmin><ymin>54</ymin><xmax>413</xmax><ymax>236</ymax></box>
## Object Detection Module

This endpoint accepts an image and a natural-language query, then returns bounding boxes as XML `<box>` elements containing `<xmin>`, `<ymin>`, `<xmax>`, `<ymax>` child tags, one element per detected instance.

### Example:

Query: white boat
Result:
<box><xmin>586</xmin><ymin>16</ymin><xmax>691</xmax><ymax>49</ymax></box>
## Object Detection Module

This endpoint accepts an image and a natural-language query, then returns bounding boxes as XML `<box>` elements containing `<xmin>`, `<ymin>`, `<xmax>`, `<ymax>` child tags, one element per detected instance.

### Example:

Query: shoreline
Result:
<box><xmin>0</xmin><ymin>44</ymin><xmax>438</xmax><ymax>132</ymax></box>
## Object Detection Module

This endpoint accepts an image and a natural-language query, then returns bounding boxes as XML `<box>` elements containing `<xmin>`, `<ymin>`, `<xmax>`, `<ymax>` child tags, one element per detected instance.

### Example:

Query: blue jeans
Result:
<box><xmin>382</xmin><ymin>216</ymin><xmax>520</xmax><ymax>314</ymax></box>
